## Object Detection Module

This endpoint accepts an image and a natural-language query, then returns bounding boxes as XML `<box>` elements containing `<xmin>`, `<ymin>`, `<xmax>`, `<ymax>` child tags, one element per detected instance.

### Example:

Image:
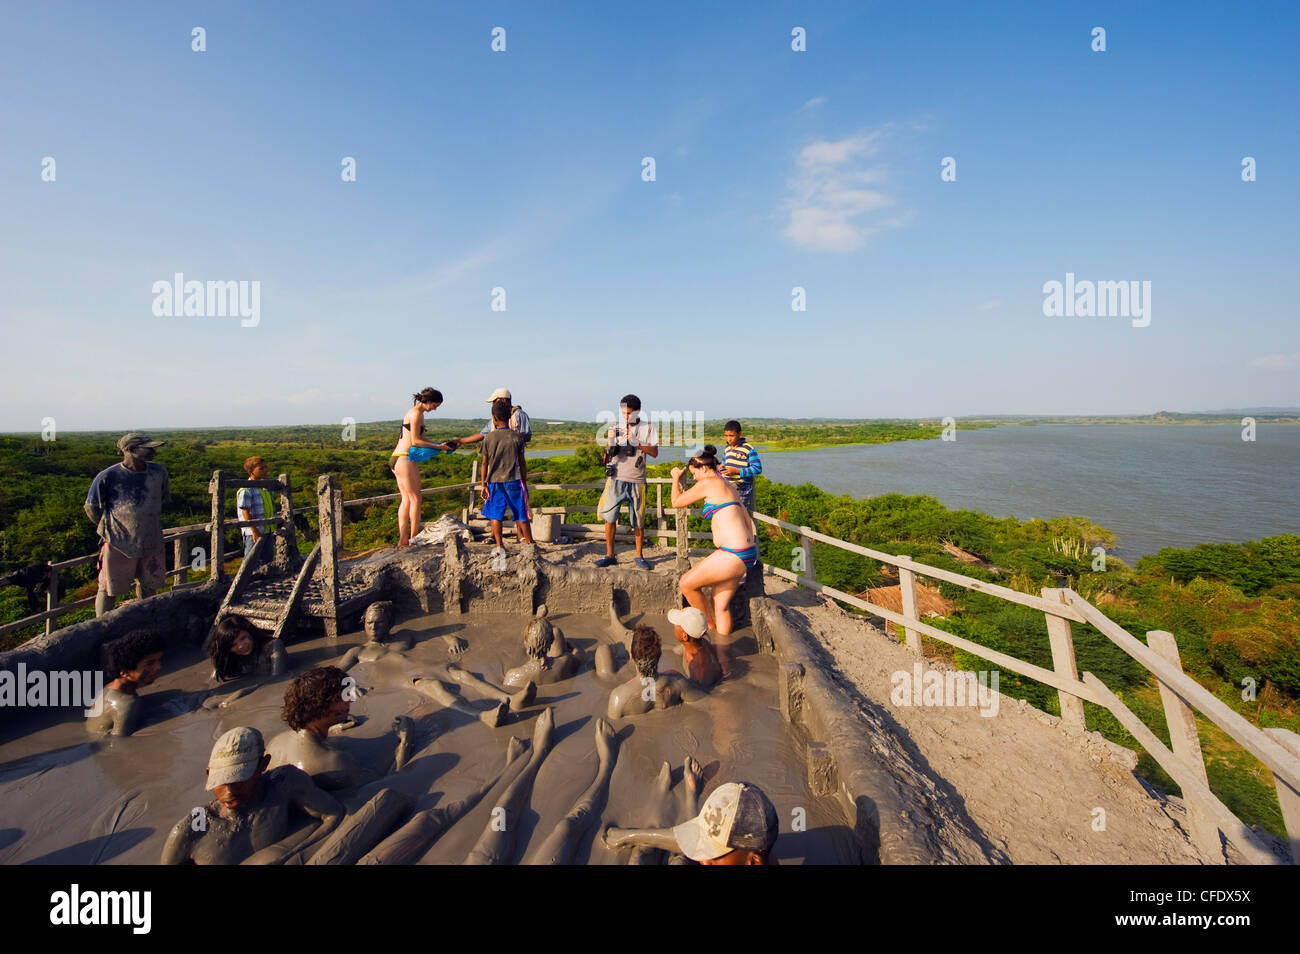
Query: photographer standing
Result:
<box><xmin>595</xmin><ymin>395</ymin><xmax>658</xmax><ymax>569</ymax></box>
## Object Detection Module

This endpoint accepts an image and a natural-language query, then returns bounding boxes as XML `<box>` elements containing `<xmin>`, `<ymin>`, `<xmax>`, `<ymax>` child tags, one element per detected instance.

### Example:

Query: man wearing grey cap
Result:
<box><xmin>604</xmin><ymin>780</ymin><xmax>779</xmax><ymax>864</ymax></box>
<box><xmin>84</xmin><ymin>432</ymin><xmax>171</xmax><ymax>617</ymax></box>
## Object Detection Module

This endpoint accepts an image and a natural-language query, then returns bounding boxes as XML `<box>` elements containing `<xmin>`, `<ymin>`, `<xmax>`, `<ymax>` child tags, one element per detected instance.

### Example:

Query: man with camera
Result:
<box><xmin>595</xmin><ymin>395</ymin><xmax>658</xmax><ymax>569</ymax></box>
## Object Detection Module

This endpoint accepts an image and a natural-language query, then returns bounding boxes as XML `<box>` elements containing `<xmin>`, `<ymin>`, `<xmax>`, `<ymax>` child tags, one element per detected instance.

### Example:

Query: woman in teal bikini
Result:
<box><xmin>670</xmin><ymin>444</ymin><xmax>758</xmax><ymax>636</ymax></box>
<box><xmin>391</xmin><ymin>387</ymin><xmax>454</xmax><ymax>547</ymax></box>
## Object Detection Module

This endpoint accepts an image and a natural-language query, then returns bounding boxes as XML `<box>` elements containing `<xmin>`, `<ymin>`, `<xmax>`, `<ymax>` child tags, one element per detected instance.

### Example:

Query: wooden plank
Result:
<box><xmin>316</xmin><ymin>475</ymin><xmax>340</xmax><ymax>639</ymax></box>
<box><xmin>1082</xmin><ymin>672</ymin><xmax>1277</xmax><ymax>865</ymax></box>
<box><xmin>270</xmin><ymin>544</ymin><xmax>321</xmax><ymax>644</ymax></box>
<box><xmin>1066</xmin><ymin>590</ymin><xmax>1300</xmax><ymax>792</ymax></box>
<box><xmin>897</xmin><ymin>558</ymin><xmax>921</xmax><ymax>653</ymax></box>
<box><xmin>1042</xmin><ymin>587</ymin><xmax>1086</xmax><ymax>730</ymax></box>
<box><xmin>799</xmin><ymin>529</ymin><xmax>816</xmax><ymax>589</ymax></box>
<box><xmin>173</xmin><ymin>534</ymin><xmax>188</xmax><ymax>587</ymax></box>
<box><xmin>751</xmin><ymin>511</ymin><xmax>1085</xmax><ymax>622</ymax></box>
<box><xmin>766</xmin><ymin>566</ymin><xmax>1108</xmax><ymax>706</ymax></box>
<box><xmin>1264</xmin><ymin>728</ymin><xmax>1300</xmax><ymax>865</ymax></box>
<box><xmin>1146</xmin><ymin>629</ymin><xmax>1223</xmax><ymax>861</ymax></box>
<box><xmin>0</xmin><ymin>597</ymin><xmax>98</xmax><ymax>638</ymax></box>
<box><xmin>676</xmin><ymin>508</ymin><xmax>688</xmax><ymax>570</ymax></box>
<box><xmin>47</xmin><ymin>553</ymin><xmax>98</xmax><ymax>571</ymax></box>
<box><xmin>45</xmin><ymin>563</ymin><xmax>59</xmax><ymax>638</ymax></box>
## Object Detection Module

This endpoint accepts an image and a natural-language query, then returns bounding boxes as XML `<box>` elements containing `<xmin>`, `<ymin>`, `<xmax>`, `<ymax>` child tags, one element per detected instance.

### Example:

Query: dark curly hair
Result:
<box><xmin>630</xmin><ymin>624</ymin><xmax>661</xmax><ymax>679</ymax></box>
<box><xmin>281</xmin><ymin>666</ymin><xmax>346</xmax><ymax>731</ymax></box>
<box><xmin>104</xmin><ymin>630</ymin><xmax>164</xmax><ymax>679</ymax></box>
<box><xmin>209</xmin><ymin>614</ymin><xmax>269</xmax><ymax>682</ymax></box>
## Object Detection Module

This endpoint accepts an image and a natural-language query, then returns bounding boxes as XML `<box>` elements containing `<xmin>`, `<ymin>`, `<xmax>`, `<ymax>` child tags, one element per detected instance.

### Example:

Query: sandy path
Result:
<box><xmin>764</xmin><ymin>580</ymin><xmax>1217</xmax><ymax>865</ymax></box>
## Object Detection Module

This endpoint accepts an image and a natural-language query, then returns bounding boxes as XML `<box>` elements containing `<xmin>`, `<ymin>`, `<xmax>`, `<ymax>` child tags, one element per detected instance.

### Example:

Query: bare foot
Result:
<box><xmin>508</xmin><ymin>681</ymin><xmax>536</xmax><ymax>712</ymax></box>
<box><xmin>594</xmin><ymin>717</ymin><xmax>616</xmax><ymax>762</ymax></box>
<box><xmin>479</xmin><ymin>701</ymin><xmax>508</xmax><ymax>728</ymax></box>
<box><xmin>393</xmin><ymin>715</ymin><xmax>414</xmax><ymax>738</ymax></box>
<box><xmin>505</xmin><ymin>734</ymin><xmax>526</xmax><ymax>764</ymax></box>
<box><xmin>442</xmin><ymin>634</ymin><xmax>468</xmax><ymax>655</ymax></box>
<box><xmin>532</xmin><ymin>706</ymin><xmax>555</xmax><ymax>755</ymax></box>
<box><xmin>655</xmin><ymin>760</ymin><xmax>672</xmax><ymax>795</ymax></box>
<box><xmin>684</xmin><ymin>756</ymin><xmax>701</xmax><ymax>798</ymax></box>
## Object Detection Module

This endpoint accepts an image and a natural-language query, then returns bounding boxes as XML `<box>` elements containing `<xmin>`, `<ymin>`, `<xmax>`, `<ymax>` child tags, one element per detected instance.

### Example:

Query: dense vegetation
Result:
<box><xmin>1</xmin><ymin>423</ymin><xmax>1296</xmax><ymax>837</ymax></box>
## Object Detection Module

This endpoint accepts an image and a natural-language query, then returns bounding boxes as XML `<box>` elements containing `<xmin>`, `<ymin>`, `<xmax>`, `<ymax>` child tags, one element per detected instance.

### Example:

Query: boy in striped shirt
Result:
<box><xmin>721</xmin><ymin>420</ymin><xmax>762</xmax><ymax>515</ymax></box>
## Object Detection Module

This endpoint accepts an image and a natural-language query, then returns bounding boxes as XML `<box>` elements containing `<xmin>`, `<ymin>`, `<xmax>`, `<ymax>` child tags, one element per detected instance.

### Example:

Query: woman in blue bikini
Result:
<box><xmin>390</xmin><ymin>387</ymin><xmax>454</xmax><ymax>547</ymax></box>
<box><xmin>670</xmin><ymin>444</ymin><xmax>758</xmax><ymax>636</ymax></box>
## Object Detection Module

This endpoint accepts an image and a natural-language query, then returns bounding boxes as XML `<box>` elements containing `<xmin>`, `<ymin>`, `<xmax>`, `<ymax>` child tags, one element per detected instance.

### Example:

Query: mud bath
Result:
<box><xmin>0</xmin><ymin>606</ymin><xmax>858</xmax><ymax>864</ymax></box>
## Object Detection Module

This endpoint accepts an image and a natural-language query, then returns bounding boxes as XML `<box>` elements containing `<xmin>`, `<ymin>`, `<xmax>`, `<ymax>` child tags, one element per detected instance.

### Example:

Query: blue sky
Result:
<box><xmin>1</xmin><ymin>0</ymin><xmax>1297</xmax><ymax>430</ymax></box>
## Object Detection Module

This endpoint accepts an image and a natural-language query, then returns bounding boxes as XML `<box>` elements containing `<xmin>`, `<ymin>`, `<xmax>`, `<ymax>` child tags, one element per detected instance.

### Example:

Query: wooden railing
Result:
<box><xmin>751</xmin><ymin>510</ymin><xmax>1300</xmax><ymax>866</ymax></box>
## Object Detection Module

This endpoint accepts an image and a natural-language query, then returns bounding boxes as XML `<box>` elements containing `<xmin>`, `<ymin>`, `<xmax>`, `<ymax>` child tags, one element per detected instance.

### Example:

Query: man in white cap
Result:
<box><xmin>668</xmin><ymin>606</ymin><xmax>722</xmax><ymax>687</ymax></box>
<box><xmin>604</xmin><ymin>780</ymin><xmax>779</xmax><ymax>865</ymax></box>
<box><xmin>452</xmin><ymin>389</ymin><xmax>533</xmax><ymax>538</ymax></box>
<box><xmin>84</xmin><ymin>432</ymin><xmax>170</xmax><ymax>616</ymax></box>
<box><xmin>161</xmin><ymin>726</ymin><xmax>343</xmax><ymax>865</ymax></box>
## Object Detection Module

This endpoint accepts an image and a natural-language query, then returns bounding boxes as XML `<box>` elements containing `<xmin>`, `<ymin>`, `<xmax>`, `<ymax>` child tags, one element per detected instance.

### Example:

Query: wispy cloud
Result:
<box><xmin>1249</xmin><ymin>353</ymin><xmax>1300</xmax><ymax>371</ymax></box>
<box><xmin>801</xmin><ymin>96</ymin><xmax>827</xmax><ymax>110</ymax></box>
<box><xmin>978</xmin><ymin>299</ymin><xmax>1002</xmax><ymax>311</ymax></box>
<box><xmin>782</xmin><ymin>127</ymin><xmax>900</xmax><ymax>252</ymax></box>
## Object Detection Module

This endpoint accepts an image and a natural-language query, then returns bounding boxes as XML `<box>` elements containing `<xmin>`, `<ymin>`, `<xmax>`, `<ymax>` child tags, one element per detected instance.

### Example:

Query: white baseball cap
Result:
<box><xmin>486</xmin><ymin>388</ymin><xmax>512</xmax><ymax>402</ymax></box>
<box><xmin>668</xmin><ymin>607</ymin><xmax>708</xmax><ymax>638</ymax></box>
<box><xmin>206</xmin><ymin>726</ymin><xmax>265</xmax><ymax>790</ymax></box>
<box><xmin>673</xmin><ymin>781</ymin><xmax>779</xmax><ymax>861</ymax></box>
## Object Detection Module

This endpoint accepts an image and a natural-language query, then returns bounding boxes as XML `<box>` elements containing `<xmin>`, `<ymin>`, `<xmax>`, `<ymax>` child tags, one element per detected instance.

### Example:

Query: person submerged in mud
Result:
<box><xmin>667</xmin><ymin>607</ymin><xmax>722</xmax><ymax>688</ymax></box>
<box><xmin>606</xmin><ymin>624</ymin><xmax>704</xmax><ymax>719</ymax></box>
<box><xmin>209</xmin><ymin>614</ymin><xmax>285</xmax><ymax>682</ymax></box>
<box><xmin>161</xmin><ymin>726</ymin><xmax>344</xmax><ymax>865</ymax></box>
<box><xmin>85</xmin><ymin>629</ymin><xmax>164</xmax><ymax>737</ymax></box>
<box><xmin>502</xmin><ymin>604</ymin><xmax>581</xmax><ymax>690</ymax></box>
<box><xmin>266</xmin><ymin>667</ymin><xmax>414</xmax><ymax>791</ymax></box>
<box><xmin>604</xmin><ymin>780</ymin><xmax>779</xmax><ymax>865</ymax></box>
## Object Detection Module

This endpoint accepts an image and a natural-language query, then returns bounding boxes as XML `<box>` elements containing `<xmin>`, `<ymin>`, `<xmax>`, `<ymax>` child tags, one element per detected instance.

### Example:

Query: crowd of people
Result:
<box><xmin>76</xmin><ymin>389</ymin><xmax>780</xmax><ymax>864</ymax></box>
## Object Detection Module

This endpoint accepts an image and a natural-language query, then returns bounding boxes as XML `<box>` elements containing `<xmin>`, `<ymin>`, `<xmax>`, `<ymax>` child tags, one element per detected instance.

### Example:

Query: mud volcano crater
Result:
<box><xmin>0</xmin><ymin>539</ymin><xmax>872</xmax><ymax>865</ymax></box>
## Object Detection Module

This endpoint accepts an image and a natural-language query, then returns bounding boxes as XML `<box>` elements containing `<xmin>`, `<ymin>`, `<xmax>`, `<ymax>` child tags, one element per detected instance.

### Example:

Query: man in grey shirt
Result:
<box><xmin>84</xmin><ymin>432</ymin><xmax>171</xmax><ymax>617</ymax></box>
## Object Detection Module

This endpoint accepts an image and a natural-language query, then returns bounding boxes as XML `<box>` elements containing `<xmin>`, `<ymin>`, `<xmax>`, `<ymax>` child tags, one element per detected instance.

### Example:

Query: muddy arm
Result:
<box><xmin>160</xmin><ymin>816</ymin><xmax>199</xmax><ymax>865</ymax></box>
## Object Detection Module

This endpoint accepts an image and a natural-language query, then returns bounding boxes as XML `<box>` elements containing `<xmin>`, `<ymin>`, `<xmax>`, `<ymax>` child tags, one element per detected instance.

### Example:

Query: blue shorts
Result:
<box><xmin>483</xmin><ymin>480</ymin><xmax>530</xmax><ymax>522</ymax></box>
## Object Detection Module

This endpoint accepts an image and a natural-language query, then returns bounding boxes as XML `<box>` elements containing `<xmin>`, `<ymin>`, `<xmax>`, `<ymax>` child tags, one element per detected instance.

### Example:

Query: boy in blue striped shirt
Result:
<box><xmin>721</xmin><ymin>421</ymin><xmax>762</xmax><ymax>515</ymax></box>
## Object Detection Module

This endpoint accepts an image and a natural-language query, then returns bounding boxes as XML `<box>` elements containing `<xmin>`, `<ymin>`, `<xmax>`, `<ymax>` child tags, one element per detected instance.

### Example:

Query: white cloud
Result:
<box><xmin>1249</xmin><ymin>353</ymin><xmax>1300</xmax><ymax>370</ymax></box>
<box><xmin>978</xmin><ymin>299</ymin><xmax>1002</xmax><ymax>311</ymax></box>
<box><xmin>801</xmin><ymin>96</ymin><xmax>827</xmax><ymax>110</ymax></box>
<box><xmin>782</xmin><ymin>128</ymin><xmax>901</xmax><ymax>252</ymax></box>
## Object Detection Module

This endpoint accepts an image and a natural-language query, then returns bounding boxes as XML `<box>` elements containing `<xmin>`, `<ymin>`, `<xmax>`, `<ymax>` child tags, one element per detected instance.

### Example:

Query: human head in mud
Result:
<box><xmin>674</xmin><ymin>781</ymin><xmax>778</xmax><ymax>865</ymax></box>
<box><xmin>206</xmin><ymin>726</ymin><xmax>271</xmax><ymax>812</ymax></box>
<box><xmin>363</xmin><ymin>601</ymin><xmax>395</xmax><ymax>642</ymax></box>
<box><xmin>630</xmin><ymin>624</ymin><xmax>661</xmax><ymax>679</ymax></box>
<box><xmin>282</xmin><ymin>667</ymin><xmax>350</xmax><ymax>737</ymax></box>
<box><xmin>209</xmin><ymin>614</ymin><xmax>268</xmax><ymax>681</ymax></box>
<box><xmin>104</xmin><ymin>629</ymin><xmax>164</xmax><ymax>692</ymax></box>
<box><xmin>524</xmin><ymin>618</ymin><xmax>553</xmax><ymax>660</ymax></box>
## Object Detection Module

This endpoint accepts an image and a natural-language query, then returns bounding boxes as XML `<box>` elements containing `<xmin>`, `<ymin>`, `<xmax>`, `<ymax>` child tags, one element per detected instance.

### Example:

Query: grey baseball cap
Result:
<box><xmin>117</xmin><ymin>432</ymin><xmax>165</xmax><ymax>452</ymax></box>
<box><xmin>673</xmin><ymin>781</ymin><xmax>779</xmax><ymax>861</ymax></box>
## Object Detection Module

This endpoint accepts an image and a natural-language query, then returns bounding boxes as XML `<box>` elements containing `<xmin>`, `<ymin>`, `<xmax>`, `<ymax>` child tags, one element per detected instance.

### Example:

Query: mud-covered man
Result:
<box><xmin>162</xmin><ymin>726</ymin><xmax>343</xmax><ymax>865</ymax></box>
<box><xmin>84</xmin><ymin>432</ymin><xmax>170</xmax><ymax>617</ymax></box>
<box><xmin>606</xmin><ymin>623</ymin><xmax>703</xmax><ymax>719</ymax></box>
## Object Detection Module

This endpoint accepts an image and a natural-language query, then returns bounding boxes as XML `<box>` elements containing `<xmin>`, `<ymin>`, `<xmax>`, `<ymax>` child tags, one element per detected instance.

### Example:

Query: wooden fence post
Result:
<box><xmin>317</xmin><ymin>475</ymin><xmax>340</xmax><ymax>639</ymax></box>
<box><xmin>1041</xmin><ymin>587</ymin><xmax>1086</xmax><ymax>730</ymax></box>
<box><xmin>1264</xmin><ymin>728</ymin><xmax>1300</xmax><ymax>865</ymax></box>
<box><xmin>799</xmin><ymin>528</ymin><xmax>815</xmax><ymax>587</ymax></box>
<box><xmin>1147</xmin><ymin>629</ymin><xmax>1224</xmax><ymax>863</ymax></box>
<box><xmin>208</xmin><ymin>470</ymin><xmax>225</xmax><ymax>582</ymax></box>
<box><xmin>44</xmin><ymin>563</ymin><xmax>59</xmax><ymax>637</ymax></box>
<box><xmin>467</xmin><ymin>459</ymin><xmax>478</xmax><ymax>521</ymax></box>
<box><xmin>897</xmin><ymin>557</ymin><xmax>922</xmax><ymax>653</ymax></box>
<box><xmin>174</xmin><ymin>534</ymin><xmax>188</xmax><ymax>587</ymax></box>
<box><xmin>656</xmin><ymin>482</ymin><xmax>666</xmax><ymax>549</ymax></box>
<box><xmin>675</xmin><ymin>507</ymin><xmax>688</xmax><ymax>571</ymax></box>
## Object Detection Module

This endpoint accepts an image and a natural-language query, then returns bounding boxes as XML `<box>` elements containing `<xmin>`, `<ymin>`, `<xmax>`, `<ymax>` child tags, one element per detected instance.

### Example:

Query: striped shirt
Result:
<box><xmin>723</xmin><ymin>440</ymin><xmax>762</xmax><ymax>490</ymax></box>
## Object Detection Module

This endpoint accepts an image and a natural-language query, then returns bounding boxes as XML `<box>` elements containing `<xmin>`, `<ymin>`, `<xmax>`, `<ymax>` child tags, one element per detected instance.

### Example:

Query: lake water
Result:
<box><xmin>758</xmin><ymin>424</ymin><xmax>1300</xmax><ymax>559</ymax></box>
<box><xmin>528</xmin><ymin>425</ymin><xmax>1300</xmax><ymax>558</ymax></box>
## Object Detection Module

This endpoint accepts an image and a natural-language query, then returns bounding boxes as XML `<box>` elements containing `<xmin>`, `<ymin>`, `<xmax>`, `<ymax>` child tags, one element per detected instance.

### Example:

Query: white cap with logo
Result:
<box><xmin>206</xmin><ymin>726</ymin><xmax>265</xmax><ymax>790</ymax></box>
<box><xmin>486</xmin><ymin>388</ymin><xmax>512</xmax><ymax>402</ymax></box>
<box><xmin>672</xmin><ymin>781</ymin><xmax>779</xmax><ymax>861</ymax></box>
<box><xmin>667</xmin><ymin>607</ymin><xmax>708</xmax><ymax>638</ymax></box>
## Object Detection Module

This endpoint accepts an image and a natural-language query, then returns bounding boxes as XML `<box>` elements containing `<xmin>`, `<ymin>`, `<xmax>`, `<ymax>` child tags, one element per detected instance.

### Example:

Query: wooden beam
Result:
<box><xmin>897</xmin><ymin>556</ymin><xmax>921</xmax><ymax>653</ymax></box>
<box><xmin>1042</xmin><ymin>587</ymin><xmax>1086</xmax><ymax>730</ymax></box>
